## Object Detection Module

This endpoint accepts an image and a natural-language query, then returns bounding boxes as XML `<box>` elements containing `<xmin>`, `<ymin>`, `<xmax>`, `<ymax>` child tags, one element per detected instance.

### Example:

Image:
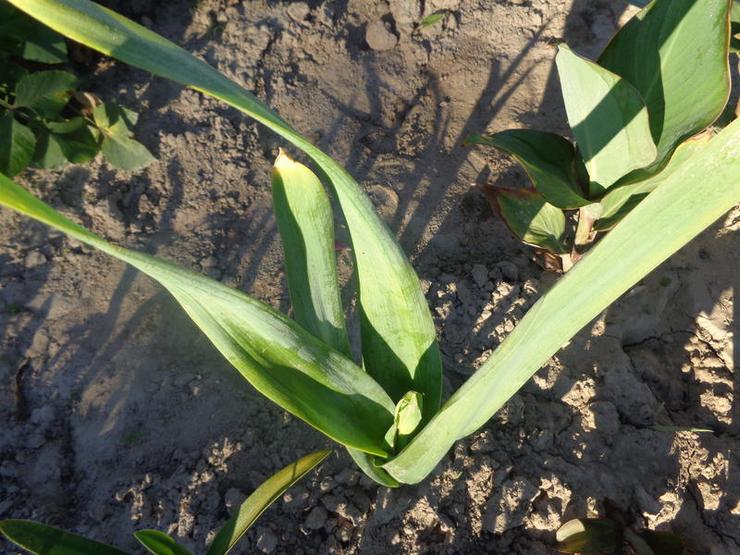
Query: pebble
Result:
<box><xmin>257</xmin><ymin>530</ymin><xmax>278</xmax><ymax>553</ymax></box>
<box><xmin>287</xmin><ymin>2</ymin><xmax>310</xmax><ymax>23</ymax></box>
<box><xmin>366</xmin><ymin>20</ymin><xmax>398</xmax><ymax>51</ymax></box>
<box><xmin>471</xmin><ymin>263</ymin><xmax>488</xmax><ymax>288</ymax></box>
<box><xmin>24</xmin><ymin>252</ymin><xmax>47</xmax><ymax>269</ymax></box>
<box><xmin>304</xmin><ymin>506</ymin><xmax>327</xmax><ymax>530</ymax></box>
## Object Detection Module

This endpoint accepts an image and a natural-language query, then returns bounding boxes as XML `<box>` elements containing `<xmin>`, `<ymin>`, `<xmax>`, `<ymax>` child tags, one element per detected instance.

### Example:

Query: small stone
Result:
<box><xmin>24</xmin><ymin>251</ymin><xmax>47</xmax><ymax>269</ymax></box>
<box><xmin>471</xmin><ymin>264</ymin><xmax>488</xmax><ymax>288</ymax></box>
<box><xmin>304</xmin><ymin>506</ymin><xmax>327</xmax><ymax>530</ymax></box>
<box><xmin>496</xmin><ymin>261</ymin><xmax>519</xmax><ymax>282</ymax></box>
<box><xmin>287</xmin><ymin>2</ymin><xmax>310</xmax><ymax>23</ymax></box>
<box><xmin>256</xmin><ymin>530</ymin><xmax>278</xmax><ymax>553</ymax></box>
<box><xmin>224</xmin><ymin>488</ymin><xmax>246</xmax><ymax>512</ymax></box>
<box><xmin>366</xmin><ymin>20</ymin><xmax>398</xmax><ymax>51</ymax></box>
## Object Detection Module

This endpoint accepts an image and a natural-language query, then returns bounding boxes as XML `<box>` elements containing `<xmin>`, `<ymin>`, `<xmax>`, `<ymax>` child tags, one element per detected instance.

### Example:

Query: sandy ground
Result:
<box><xmin>1</xmin><ymin>0</ymin><xmax>738</xmax><ymax>553</ymax></box>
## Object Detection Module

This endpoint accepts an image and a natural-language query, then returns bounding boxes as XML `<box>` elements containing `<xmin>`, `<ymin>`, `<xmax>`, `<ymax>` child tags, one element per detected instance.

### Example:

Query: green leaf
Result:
<box><xmin>555</xmin><ymin>518</ymin><xmax>621</xmax><ymax>553</ymax></box>
<box><xmin>0</xmin><ymin>176</ymin><xmax>396</xmax><ymax>458</ymax></box>
<box><xmin>419</xmin><ymin>11</ymin><xmax>446</xmax><ymax>27</ymax></box>
<box><xmin>100</xmin><ymin>121</ymin><xmax>155</xmax><ymax>171</ymax></box>
<box><xmin>33</xmin><ymin>130</ymin><xmax>67</xmax><ymax>169</ymax></box>
<box><xmin>636</xmin><ymin>529</ymin><xmax>684</xmax><ymax>555</ymax></box>
<box><xmin>556</xmin><ymin>44</ymin><xmax>656</xmax><ymax>195</ymax></box>
<box><xmin>0</xmin><ymin>519</ymin><xmax>129</xmax><ymax>555</ymax></box>
<box><xmin>382</xmin><ymin>118</ymin><xmax>740</xmax><ymax>484</ymax></box>
<box><xmin>22</xmin><ymin>27</ymin><xmax>68</xmax><ymax>63</ymax></box>
<box><xmin>271</xmin><ymin>151</ymin><xmax>350</xmax><ymax>355</ymax></box>
<box><xmin>595</xmin><ymin>132</ymin><xmax>712</xmax><ymax>231</ymax></box>
<box><xmin>385</xmin><ymin>391</ymin><xmax>423</xmax><ymax>451</ymax></box>
<box><xmin>47</xmin><ymin>116</ymin><xmax>87</xmax><ymax>134</ymax></box>
<box><xmin>0</xmin><ymin>113</ymin><xmax>36</xmax><ymax>176</ymax></box>
<box><xmin>13</xmin><ymin>70</ymin><xmax>78</xmax><ymax>118</ymax></box>
<box><xmin>466</xmin><ymin>130</ymin><xmax>590</xmax><ymax>208</ymax></box>
<box><xmin>57</xmin><ymin>125</ymin><xmax>100</xmax><ymax>164</ymax></box>
<box><xmin>482</xmin><ymin>187</ymin><xmax>568</xmax><ymax>254</ymax></box>
<box><xmin>271</xmin><ymin>152</ymin><xmax>398</xmax><ymax>486</ymax></box>
<box><xmin>599</xmin><ymin>0</ymin><xmax>731</xmax><ymax>166</ymax></box>
<box><xmin>7</xmin><ymin>0</ymin><xmax>443</xmax><ymax>424</ymax></box>
<box><xmin>135</xmin><ymin>530</ymin><xmax>193</xmax><ymax>555</ymax></box>
<box><xmin>207</xmin><ymin>450</ymin><xmax>330</xmax><ymax>555</ymax></box>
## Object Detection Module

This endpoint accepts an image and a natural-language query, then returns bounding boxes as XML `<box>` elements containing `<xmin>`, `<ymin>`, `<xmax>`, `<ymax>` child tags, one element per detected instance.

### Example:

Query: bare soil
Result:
<box><xmin>1</xmin><ymin>0</ymin><xmax>738</xmax><ymax>553</ymax></box>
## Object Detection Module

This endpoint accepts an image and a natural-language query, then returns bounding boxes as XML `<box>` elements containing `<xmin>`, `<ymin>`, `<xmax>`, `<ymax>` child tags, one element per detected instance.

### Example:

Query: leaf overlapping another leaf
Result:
<box><xmin>6</xmin><ymin>0</ymin><xmax>443</xmax><ymax>422</ymax></box>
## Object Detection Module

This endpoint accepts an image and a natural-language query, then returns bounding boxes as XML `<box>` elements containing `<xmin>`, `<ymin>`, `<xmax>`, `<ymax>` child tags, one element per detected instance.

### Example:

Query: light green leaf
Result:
<box><xmin>0</xmin><ymin>113</ymin><xmax>36</xmax><ymax>176</ymax></box>
<box><xmin>7</xmin><ymin>0</ymin><xmax>443</xmax><ymax>422</ymax></box>
<box><xmin>271</xmin><ymin>151</ymin><xmax>350</xmax><ymax>354</ymax></box>
<box><xmin>466</xmin><ymin>130</ymin><xmax>590</xmax><ymax>208</ymax></box>
<box><xmin>135</xmin><ymin>530</ymin><xmax>193</xmax><ymax>555</ymax></box>
<box><xmin>100</xmin><ymin>121</ymin><xmax>155</xmax><ymax>171</ymax></box>
<box><xmin>385</xmin><ymin>391</ymin><xmax>423</xmax><ymax>451</ymax></box>
<box><xmin>599</xmin><ymin>0</ymin><xmax>731</xmax><ymax>166</ymax></box>
<box><xmin>595</xmin><ymin>132</ymin><xmax>712</xmax><ymax>231</ymax></box>
<box><xmin>382</xmin><ymin>118</ymin><xmax>740</xmax><ymax>483</ymax></box>
<box><xmin>13</xmin><ymin>70</ymin><xmax>78</xmax><ymax>118</ymax></box>
<box><xmin>0</xmin><ymin>519</ymin><xmax>129</xmax><ymax>555</ymax></box>
<box><xmin>556</xmin><ymin>44</ymin><xmax>657</xmax><ymax>195</ymax></box>
<box><xmin>270</xmin><ymin>152</ymin><xmax>398</xmax><ymax>486</ymax></box>
<box><xmin>0</xmin><ymin>176</ymin><xmax>396</xmax><ymax>458</ymax></box>
<box><xmin>556</xmin><ymin>519</ymin><xmax>621</xmax><ymax>554</ymax></box>
<box><xmin>206</xmin><ymin>450</ymin><xmax>330</xmax><ymax>555</ymax></box>
<box><xmin>419</xmin><ymin>11</ymin><xmax>446</xmax><ymax>27</ymax></box>
<box><xmin>483</xmin><ymin>187</ymin><xmax>569</xmax><ymax>254</ymax></box>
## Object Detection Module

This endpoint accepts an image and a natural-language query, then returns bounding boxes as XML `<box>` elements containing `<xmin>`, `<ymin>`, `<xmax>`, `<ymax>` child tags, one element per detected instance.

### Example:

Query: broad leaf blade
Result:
<box><xmin>206</xmin><ymin>450</ymin><xmax>330</xmax><ymax>555</ymax></box>
<box><xmin>556</xmin><ymin>44</ymin><xmax>656</xmax><ymax>195</ymax></box>
<box><xmin>466</xmin><ymin>130</ymin><xmax>589</xmax><ymax>208</ymax></box>
<box><xmin>14</xmin><ymin>70</ymin><xmax>78</xmax><ymax>118</ymax></box>
<box><xmin>271</xmin><ymin>152</ymin><xmax>398</xmax><ymax>486</ymax></box>
<box><xmin>8</xmin><ymin>0</ymin><xmax>443</xmax><ymax>421</ymax></box>
<box><xmin>135</xmin><ymin>530</ymin><xmax>193</xmax><ymax>555</ymax></box>
<box><xmin>599</xmin><ymin>0</ymin><xmax>731</xmax><ymax>166</ymax></box>
<box><xmin>0</xmin><ymin>519</ymin><xmax>128</xmax><ymax>555</ymax></box>
<box><xmin>271</xmin><ymin>151</ymin><xmax>350</xmax><ymax>354</ymax></box>
<box><xmin>0</xmin><ymin>176</ymin><xmax>396</xmax><ymax>457</ymax></box>
<box><xmin>383</xmin><ymin>118</ymin><xmax>740</xmax><ymax>484</ymax></box>
<box><xmin>0</xmin><ymin>113</ymin><xmax>36</xmax><ymax>176</ymax></box>
<box><xmin>595</xmin><ymin>132</ymin><xmax>712</xmax><ymax>230</ymax></box>
<box><xmin>99</xmin><ymin>122</ymin><xmax>155</xmax><ymax>171</ymax></box>
<box><xmin>482</xmin><ymin>187</ymin><xmax>569</xmax><ymax>254</ymax></box>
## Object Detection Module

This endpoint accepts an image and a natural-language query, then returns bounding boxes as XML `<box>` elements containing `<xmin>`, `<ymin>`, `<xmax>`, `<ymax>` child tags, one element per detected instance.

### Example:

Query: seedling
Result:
<box><xmin>467</xmin><ymin>0</ymin><xmax>734</xmax><ymax>271</ymax></box>
<box><xmin>0</xmin><ymin>2</ymin><xmax>152</xmax><ymax>175</ymax></box>
<box><xmin>556</xmin><ymin>499</ymin><xmax>684</xmax><ymax>555</ymax></box>
<box><xmin>1</xmin><ymin>0</ymin><xmax>738</xmax><ymax>489</ymax></box>
<box><xmin>0</xmin><ymin>449</ymin><xmax>330</xmax><ymax>554</ymax></box>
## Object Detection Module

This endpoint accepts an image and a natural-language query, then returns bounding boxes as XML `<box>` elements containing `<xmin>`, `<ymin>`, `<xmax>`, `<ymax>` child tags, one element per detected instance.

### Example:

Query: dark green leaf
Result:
<box><xmin>207</xmin><ymin>450</ymin><xmax>330</xmax><ymax>555</ymax></box>
<box><xmin>33</xmin><ymin>130</ymin><xmax>67</xmax><ymax>168</ymax></box>
<box><xmin>57</xmin><ymin>125</ymin><xmax>100</xmax><ymax>164</ymax></box>
<box><xmin>22</xmin><ymin>27</ymin><xmax>68</xmax><ymax>63</ymax></box>
<box><xmin>100</xmin><ymin>121</ymin><xmax>154</xmax><ymax>171</ymax></box>
<box><xmin>637</xmin><ymin>529</ymin><xmax>685</xmax><ymax>555</ymax></box>
<box><xmin>0</xmin><ymin>519</ymin><xmax>129</xmax><ymax>555</ymax></box>
<box><xmin>483</xmin><ymin>187</ymin><xmax>568</xmax><ymax>254</ymax></box>
<box><xmin>0</xmin><ymin>113</ymin><xmax>36</xmax><ymax>176</ymax></box>
<box><xmin>599</xmin><ymin>0</ymin><xmax>731</xmax><ymax>166</ymax></box>
<box><xmin>47</xmin><ymin>116</ymin><xmax>86</xmax><ymax>134</ymax></box>
<box><xmin>135</xmin><ymin>530</ymin><xmax>193</xmax><ymax>555</ymax></box>
<box><xmin>556</xmin><ymin>44</ymin><xmax>656</xmax><ymax>195</ymax></box>
<box><xmin>466</xmin><ymin>130</ymin><xmax>590</xmax><ymax>208</ymax></box>
<box><xmin>555</xmin><ymin>518</ymin><xmax>621</xmax><ymax>554</ymax></box>
<box><xmin>13</xmin><ymin>70</ymin><xmax>78</xmax><ymax>118</ymax></box>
